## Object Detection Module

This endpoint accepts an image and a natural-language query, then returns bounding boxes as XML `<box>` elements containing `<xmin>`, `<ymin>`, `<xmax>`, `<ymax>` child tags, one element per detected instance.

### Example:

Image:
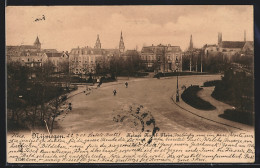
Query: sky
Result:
<box><xmin>6</xmin><ymin>5</ymin><xmax>253</xmax><ymax>52</ymax></box>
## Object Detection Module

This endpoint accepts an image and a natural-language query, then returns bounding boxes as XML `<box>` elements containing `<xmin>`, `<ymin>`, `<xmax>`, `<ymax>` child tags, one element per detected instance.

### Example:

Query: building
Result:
<box><xmin>141</xmin><ymin>44</ymin><xmax>182</xmax><ymax>72</ymax></box>
<box><xmin>9</xmin><ymin>51</ymin><xmax>48</xmax><ymax>68</ymax></box>
<box><xmin>42</xmin><ymin>49</ymin><xmax>58</xmax><ymax>53</ymax></box>
<box><xmin>121</xmin><ymin>49</ymin><xmax>140</xmax><ymax>61</ymax></box>
<box><xmin>204</xmin><ymin>32</ymin><xmax>254</xmax><ymax>59</ymax></box>
<box><xmin>6</xmin><ymin>36</ymin><xmax>42</xmax><ymax>62</ymax></box>
<box><xmin>7</xmin><ymin>36</ymin><xmax>69</xmax><ymax>72</ymax></box>
<box><xmin>69</xmin><ymin>32</ymin><xmax>128</xmax><ymax>75</ymax></box>
<box><xmin>46</xmin><ymin>51</ymin><xmax>69</xmax><ymax>72</ymax></box>
<box><xmin>69</xmin><ymin>46</ymin><xmax>119</xmax><ymax>75</ymax></box>
<box><xmin>69</xmin><ymin>46</ymin><xmax>106</xmax><ymax>74</ymax></box>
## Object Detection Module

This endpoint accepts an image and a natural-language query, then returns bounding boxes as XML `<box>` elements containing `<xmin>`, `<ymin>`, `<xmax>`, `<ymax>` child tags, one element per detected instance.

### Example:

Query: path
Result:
<box><xmin>53</xmin><ymin>75</ymin><xmax>253</xmax><ymax>134</ymax></box>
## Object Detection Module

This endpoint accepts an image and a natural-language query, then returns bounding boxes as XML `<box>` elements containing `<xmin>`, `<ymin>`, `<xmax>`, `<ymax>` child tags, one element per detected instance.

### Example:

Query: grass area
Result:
<box><xmin>219</xmin><ymin>109</ymin><xmax>254</xmax><ymax>126</ymax></box>
<box><xmin>154</xmin><ymin>71</ymin><xmax>209</xmax><ymax>78</ymax></box>
<box><xmin>181</xmin><ymin>85</ymin><xmax>216</xmax><ymax>110</ymax></box>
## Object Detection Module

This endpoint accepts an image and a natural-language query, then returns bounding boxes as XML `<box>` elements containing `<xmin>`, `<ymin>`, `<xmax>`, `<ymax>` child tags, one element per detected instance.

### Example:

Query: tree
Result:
<box><xmin>7</xmin><ymin>62</ymin><xmax>29</xmax><ymax>123</ymax></box>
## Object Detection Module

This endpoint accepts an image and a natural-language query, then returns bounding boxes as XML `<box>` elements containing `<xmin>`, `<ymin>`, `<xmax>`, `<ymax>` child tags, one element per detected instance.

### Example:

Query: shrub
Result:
<box><xmin>203</xmin><ymin>80</ymin><xmax>221</xmax><ymax>87</ymax></box>
<box><xmin>181</xmin><ymin>86</ymin><xmax>216</xmax><ymax>110</ymax></box>
<box><xmin>219</xmin><ymin>109</ymin><xmax>254</xmax><ymax>126</ymax></box>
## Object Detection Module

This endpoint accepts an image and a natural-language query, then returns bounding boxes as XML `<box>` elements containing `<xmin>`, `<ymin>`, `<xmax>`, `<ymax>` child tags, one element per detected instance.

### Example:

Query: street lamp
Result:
<box><xmin>175</xmin><ymin>58</ymin><xmax>180</xmax><ymax>102</ymax></box>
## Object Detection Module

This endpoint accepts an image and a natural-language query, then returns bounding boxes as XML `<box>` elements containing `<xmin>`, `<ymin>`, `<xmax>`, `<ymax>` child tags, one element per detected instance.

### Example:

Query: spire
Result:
<box><xmin>189</xmin><ymin>34</ymin><xmax>193</xmax><ymax>50</ymax></box>
<box><xmin>94</xmin><ymin>34</ymin><xmax>101</xmax><ymax>49</ymax></box>
<box><xmin>34</xmin><ymin>36</ymin><xmax>41</xmax><ymax>51</ymax></box>
<box><xmin>119</xmin><ymin>31</ymin><xmax>125</xmax><ymax>53</ymax></box>
<box><xmin>34</xmin><ymin>36</ymin><xmax>41</xmax><ymax>45</ymax></box>
<box><xmin>244</xmin><ymin>30</ymin><xmax>246</xmax><ymax>42</ymax></box>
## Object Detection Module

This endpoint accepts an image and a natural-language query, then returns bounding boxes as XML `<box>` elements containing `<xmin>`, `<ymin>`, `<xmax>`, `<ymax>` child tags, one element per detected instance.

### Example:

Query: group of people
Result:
<box><xmin>113</xmin><ymin>81</ymin><xmax>129</xmax><ymax>96</ymax></box>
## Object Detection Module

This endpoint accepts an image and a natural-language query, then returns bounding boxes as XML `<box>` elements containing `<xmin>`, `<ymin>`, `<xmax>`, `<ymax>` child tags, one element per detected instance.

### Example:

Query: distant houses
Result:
<box><xmin>183</xmin><ymin>32</ymin><xmax>254</xmax><ymax>72</ymax></box>
<box><xmin>7</xmin><ymin>31</ymin><xmax>254</xmax><ymax>75</ymax></box>
<box><xmin>6</xmin><ymin>36</ymin><xmax>69</xmax><ymax>72</ymax></box>
<box><xmin>204</xmin><ymin>32</ymin><xmax>254</xmax><ymax>59</ymax></box>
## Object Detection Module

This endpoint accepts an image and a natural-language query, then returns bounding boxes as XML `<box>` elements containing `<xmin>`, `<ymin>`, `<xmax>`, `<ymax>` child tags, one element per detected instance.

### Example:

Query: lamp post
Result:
<box><xmin>175</xmin><ymin>58</ymin><xmax>180</xmax><ymax>102</ymax></box>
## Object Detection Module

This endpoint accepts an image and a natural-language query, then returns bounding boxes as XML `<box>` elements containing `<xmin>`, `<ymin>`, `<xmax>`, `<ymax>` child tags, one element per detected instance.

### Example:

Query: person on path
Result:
<box><xmin>68</xmin><ymin>103</ymin><xmax>72</xmax><ymax>110</ymax></box>
<box><xmin>125</xmin><ymin>82</ymin><xmax>128</xmax><ymax>88</ymax></box>
<box><xmin>97</xmin><ymin>79</ymin><xmax>102</xmax><ymax>88</ymax></box>
<box><xmin>113</xmin><ymin>89</ymin><xmax>117</xmax><ymax>96</ymax></box>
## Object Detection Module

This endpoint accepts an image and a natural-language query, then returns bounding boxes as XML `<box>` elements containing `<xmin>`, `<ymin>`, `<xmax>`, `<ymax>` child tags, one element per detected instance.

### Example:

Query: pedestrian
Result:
<box><xmin>113</xmin><ymin>89</ymin><xmax>117</xmax><ymax>96</ymax></box>
<box><xmin>98</xmin><ymin>80</ymin><xmax>102</xmax><ymax>88</ymax></box>
<box><xmin>125</xmin><ymin>82</ymin><xmax>128</xmax><ymax>88</ymax></box>
<box><xmin>68</xmin><ymin>103</ymin><xmax>72</xmax><ymax>110</ymax></box>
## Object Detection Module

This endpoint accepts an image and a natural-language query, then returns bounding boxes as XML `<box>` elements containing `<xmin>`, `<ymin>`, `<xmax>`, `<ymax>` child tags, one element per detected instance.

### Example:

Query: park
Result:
<box><xmin>53</xmin><ymin>74</ymin><xmax>253</xmax><ymax>134</ymax></box>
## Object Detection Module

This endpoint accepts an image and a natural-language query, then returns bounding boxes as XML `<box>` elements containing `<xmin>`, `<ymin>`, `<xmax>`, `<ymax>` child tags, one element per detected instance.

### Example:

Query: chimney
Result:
<box><xmin>189</xmin><ymin>35</ymin><xmax>193</xmax><ymax>50</ymax></box>
<box><xmin>244</xmin><ymin>30</ymin><xmax>246</xmax><ymax>42</ymax></box>
<box><xmin>218</xmin><ymin>32</ymin><xmax>222</xmax><ymax>45</ymax></box>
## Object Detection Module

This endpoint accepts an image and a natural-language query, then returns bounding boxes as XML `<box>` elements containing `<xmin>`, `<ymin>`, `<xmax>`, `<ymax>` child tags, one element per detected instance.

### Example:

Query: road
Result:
<box><xmin>53</xmin><ymin>75</ymin><xmax>253</xmax><ymax>134</ymax></box>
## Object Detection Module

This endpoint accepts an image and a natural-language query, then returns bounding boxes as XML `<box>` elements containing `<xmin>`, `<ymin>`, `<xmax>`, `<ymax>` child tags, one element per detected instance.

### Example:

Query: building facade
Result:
<box><xmin>9</xmin><ymin>52</ymin><xmax>48</xmax><ymax>68</ymax></box>
<box><xmin>46</xmin><ymin>52</ymin><xmax>69</xmax><ymax>72</ymax></box>
<box><xmin>141</xmin><ymin>44</ymin><xmax>182</xmax><ymax>72</ymax></box>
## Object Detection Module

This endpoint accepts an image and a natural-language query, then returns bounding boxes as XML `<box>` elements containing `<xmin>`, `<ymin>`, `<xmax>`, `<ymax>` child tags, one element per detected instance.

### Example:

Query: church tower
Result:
<box><xmin>189</xmin><ymin>34</ymin><xmax>193</xmax><ymax>50</ymax></box>
<box><xmin>34</xmin><ymin>36</ymin><xmax>41</xmax><ymax>51</ymax></box>
<box><xmin>94</xmin><ymin>34</ymin><xmax>101</xmax><ymax>49</ymax></box>
<box><xmin>119</xmin><ymin>31</ymin><xmax>125</xmax><ymax>53</ymax></box>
